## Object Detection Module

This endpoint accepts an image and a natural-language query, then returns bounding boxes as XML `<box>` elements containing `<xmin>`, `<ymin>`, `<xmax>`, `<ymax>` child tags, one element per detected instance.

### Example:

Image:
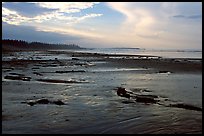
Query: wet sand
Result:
<box><xmin>2</xmin><ymin>50</ymin><xmax>202</xmax><ymax>134</ymax></box>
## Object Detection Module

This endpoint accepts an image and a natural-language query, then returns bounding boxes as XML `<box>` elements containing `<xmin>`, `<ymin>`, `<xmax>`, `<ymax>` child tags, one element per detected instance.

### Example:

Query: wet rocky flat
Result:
<box><xmin>2</xmin><ymin>50</ymin><xmax>202</xmax><ymax>134</ymax></box>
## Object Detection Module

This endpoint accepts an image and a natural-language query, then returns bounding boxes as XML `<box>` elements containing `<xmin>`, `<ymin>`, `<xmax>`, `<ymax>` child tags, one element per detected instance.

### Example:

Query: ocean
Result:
<box><xmin>75</xmin><ymin>48</ymin><xmax>202</xmax><ymax>59</ymax></box>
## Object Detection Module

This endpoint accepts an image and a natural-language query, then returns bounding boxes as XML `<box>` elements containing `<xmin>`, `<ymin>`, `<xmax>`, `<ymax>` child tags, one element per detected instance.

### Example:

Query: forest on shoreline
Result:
<box><xmin>2</xmin><ymin>39</ymin><xmax>82</xmax><ymax>52</ymax></box>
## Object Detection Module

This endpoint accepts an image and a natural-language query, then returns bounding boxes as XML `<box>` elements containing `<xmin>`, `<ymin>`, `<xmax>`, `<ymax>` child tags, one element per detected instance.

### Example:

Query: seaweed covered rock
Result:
<box><xmin>169</xmin><ymin>103</ymin><xmax>202</xmax><ymax>111</ymax></box>
<box><xmin>36</xmin><ymin>98</ymin><xmax>49</xmax><ymax>104</ymax></box>
<box><xmin>116</xmin><ymin>87</ymin><xmax>202</xmax><ymax>112</ymax></box>
<box><xmin>53</xmin><ymin>100</ymin><xmax>65</xmax><ymax>105</ymax></box>
<box><xmin>22</xmin><ymin>98</ymin><xmax>66</xmax><ymax>106</ymax></box>
<box><xmin>135</xmin><ymin>95</ymin><xmax>158</xmax><ymax>104</ymax></box>
<box><xmin>117</xmin><ymin>87</ymin><xmax>130</xmax><ymax>98</ymax></box>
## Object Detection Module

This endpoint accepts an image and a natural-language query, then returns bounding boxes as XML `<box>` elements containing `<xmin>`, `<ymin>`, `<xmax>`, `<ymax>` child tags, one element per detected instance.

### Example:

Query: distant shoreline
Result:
<box><xmin>2</xmin><ymin>39</ymin><xmax>82</xmax><ymax>52</ymax></box>
<box><xmin>2</xmin><ymin>50</ymin><xmax>202</xmax><ymax>74</ymax></box>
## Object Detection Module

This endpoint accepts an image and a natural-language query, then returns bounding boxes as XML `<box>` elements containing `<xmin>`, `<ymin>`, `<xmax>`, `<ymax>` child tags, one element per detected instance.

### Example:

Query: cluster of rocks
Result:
<box><xmin>21</xmin><ymin>98</ymin><xmax>65</xmax><ymax>106</ymax></box>
<box><xmin>116</xmin><ymin>87</ymin><xmax>202</xmax><ymax>112</ymax></box>
<box><xmin>117</xmin><ymin>87</ymin><xmax>158</xmax><ymax>104</ymax></box>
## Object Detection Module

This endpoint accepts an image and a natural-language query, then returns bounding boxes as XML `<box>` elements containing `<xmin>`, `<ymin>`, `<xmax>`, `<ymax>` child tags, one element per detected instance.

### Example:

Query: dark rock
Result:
<box><xmin>36</xmin><ymin>57</ymin><xmax>42</xmax><ymax>59</ymax></box>
<box><xmin>22</xmin><ymin>99</ymin><xmax>66</xmax><ymax>106</ymax></box>
<box><xmin>4</xmin><ymin>75</ymin><xmax>31</xmax><ymax>81</ymax></box>
<box><xmin>32</xmin><ymin>67</ymin><xmax>40</xmax><ymax>69</ymax></box>
<box><xmin>138</xmin><ymin>94</ymin><xmax>158</xmax><ymax>98</ymax></box>
<box><xmin>135</xmin><ymin>96</ymin><xmax>158</xmax><ymax>103</ymax></box>
<box><xmin>27</xmin><ymin>101</ymin><xmax>36</xmax><ymax>106</ymax></box>
<box><xmin>117</xmin><ymin>87</ymin><xmax>129</xmax><ymax>98</ymax></box>
<box><xmin>158</xmin><ymin>71</ymin><xmax>171</xmax><ymax>73</ymax></box>
<box><xmin>123</xmin><ymin>93</ymin><xmax>131</xmax><ymax>98</ymax></box>
<box><xmin>21</xmin><ymin>76</ymin><xmax>31</xmax><ymax>81</ymax></box>
<box><xmin>53</xmin><ymin>100</ymin><xmax>65</xmax><ymax>105</ymax></box>
<box><xmin>72</xmin><ymin>58</ymin><xmax>79</xmax><ymax>60</ymax></box>
<box><xmin>9</xmin><ymin>73</ymin><xmax>25</xmax><ymax>76</ymax></box>
<box><xmin>169</xmin><ymin>103</ymin><xmax>202</xmax><ymax>111</ymax></box>
<box><xmin>36</xmin><ymin>98</ymin><xmax>50</xmax><ymax>104</ymax></box>
<box><xmin>122</xmin><ymin>100</ymin><xmax>135</xmax><ymax>104</ymax></box>
<box><xmin>75</xmin><ymin>63</ymin><xmax>83</xmax><ymax>66</ymax></box>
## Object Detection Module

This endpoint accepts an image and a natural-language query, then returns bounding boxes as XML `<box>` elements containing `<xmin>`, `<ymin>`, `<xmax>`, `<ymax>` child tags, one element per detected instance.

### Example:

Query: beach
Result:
<box><xmin>2</xmin><ymin>49</ymin><xmax>202</xmax><ymax>134</ymax></box>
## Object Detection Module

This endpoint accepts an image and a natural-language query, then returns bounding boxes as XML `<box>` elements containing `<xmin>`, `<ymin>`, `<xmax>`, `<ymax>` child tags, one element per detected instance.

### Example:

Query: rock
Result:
<box><xmin>138</xmin><ymin>94</ymin><xmax>158</xmax><ymax>98</ymax></box>
<box><xmin>9</xmin><ymin>73</ymin><xmax>25</xmax><ymax>76</ymax></box>
<box><xmin>22</xmin><ymin>99</ymin><xmax>66</xmax><ymax>106</ymax></box>
<box><xmin>124</xmin><ymin>93</ymin><xmax>131</xmax><ymax>98</ymax></box>
<box><xmin>117</xmin><ymin>87</ymin><xmax>130</xmax><ymax>98</ymax></box>
<box><xmin>158</xmin><ymin>71</ymin><xmax>171</xmax><ymax>74</ymax></box>
<box><xmin>27</xmin><ymin>101</ymin><xmax>36</xmax><ymax>106</ymax></box>
<box><xmin>53</xmin><ymin>100</ymin><xmax>65</xmax><ymax>105</ymax></box>
<box><xmin>21</xmin><ymin>76</ymin><xmax>31</xmax><ymax>81</ymax></box>
<box><xmin>36</xmin><ymin>98</ymin><xmax>50</xmax><ymax>104</ymax></box>
<box><xmin>72</xmin><ymin>58</ymin><xmax>79</xmax><ymax>60</ymax></box>
<box><xmin>135</xmin><ymin>96</ymin><xmax>158</xmax><ymax>103</ymax></box>
<box><xmin>4</xmin><ymin>75</ymin><xmax>31</xmax><ymax>81</ymax></box>
<box><xmin>169</xmin><ymin>103</ymin><xmax>202</xmax><ymax>111</ymax></box>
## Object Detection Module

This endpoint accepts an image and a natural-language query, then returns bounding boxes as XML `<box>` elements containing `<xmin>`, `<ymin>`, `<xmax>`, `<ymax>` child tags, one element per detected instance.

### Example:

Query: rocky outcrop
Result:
<box><xmin>21</xmin><ymin>98</ymin><xmax>66</xmax><ymax>106</ymax></box>
<box><xmin>116</xmin><ymin>87</ymin><xmax>202</xmax><ymax>112</ymax></box>
<box><xmin>117</xmin><ymin>87</ymin><xmax>131</xmax><ymax>98</ymax></box>
<box><xmin>169</xmin><ymin>103</ymin><xmax>202</xmax><ymax>111</ymax></box>
<box><xmin>135</xmin><ymin>95</ymin><xmax>158</xmax><ymax>103</ymax></box>
<box><xmin>117</xmin><ymin>87</ymin><xmax>158</xmax><ymax>103</ymax></box>
<box><xmin>4</xmin><ymin>75</ymin><xmax>31</xmax><ymax>81</ymax></box>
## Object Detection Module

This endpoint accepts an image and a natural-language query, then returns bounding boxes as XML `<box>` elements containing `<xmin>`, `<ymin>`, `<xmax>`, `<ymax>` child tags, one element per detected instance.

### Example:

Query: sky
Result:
<box><xmin>2</xmin><ymin>2</ymin><xmax>202</xmax><ymax>49</ymax></box>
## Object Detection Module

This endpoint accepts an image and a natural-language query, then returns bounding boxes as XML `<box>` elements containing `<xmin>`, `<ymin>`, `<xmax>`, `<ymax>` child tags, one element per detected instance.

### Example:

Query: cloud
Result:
<box><xmin>173</xmin><ymin>14</ymin><xmax>201</xmax><ymax>19</ymax></box>
<box><xmin>2</xmin><ymin>7</ymin><xmax>31</xmax><ymax>25</ymax></box>
<box><xmin>107</xmin><ymin>3</ymin><xmax>160</xmax><ymax>36</ymax></box>
<box><xmin>2</xmin><ymin>2</ymin><xmax>102</xmax><ymax>25</ymax></box>
<box><xmin>34</xmin><ymin>2</ymin><xmax>99</xmax><ymax>13</ymax></box>
<box><xmin>3</xmin><ymin>2</ymin><xmax>56</xmax><ymax>17</ymax></box>
<box><xmin>172</xmin><ymin>15</ymin><xmax>185</xmax><ymax>18</ymax></box>
<box><xmin>2</xmin><ymin>22</ymin><xmax>105</xmax><ymax>48</ymax></box>
<box><xmin>34</xmin><ymin>24</ymin><xmax>104</xmax><ymax>39</ymax></box>
<box><xmin>105</xmin><ymin>2</ymin><xmax>202</xmax><ymax>49</ymax></box>
<box><xmin>2</xmin><ymin>22</ymin><xmax>81</xmax><ymax>44</ymax></box>
<box><xmin>2</xmin><ymin>2</ymin><xmax>103</xmax><ymax>38</ymax></box>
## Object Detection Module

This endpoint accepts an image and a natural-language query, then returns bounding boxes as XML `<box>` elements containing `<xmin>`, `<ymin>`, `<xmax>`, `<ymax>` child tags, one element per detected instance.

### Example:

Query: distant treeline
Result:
<box><xmin>2</xmin><ymin>39</ymin><xmax>81</xmax><ymax>51</ymax></box>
